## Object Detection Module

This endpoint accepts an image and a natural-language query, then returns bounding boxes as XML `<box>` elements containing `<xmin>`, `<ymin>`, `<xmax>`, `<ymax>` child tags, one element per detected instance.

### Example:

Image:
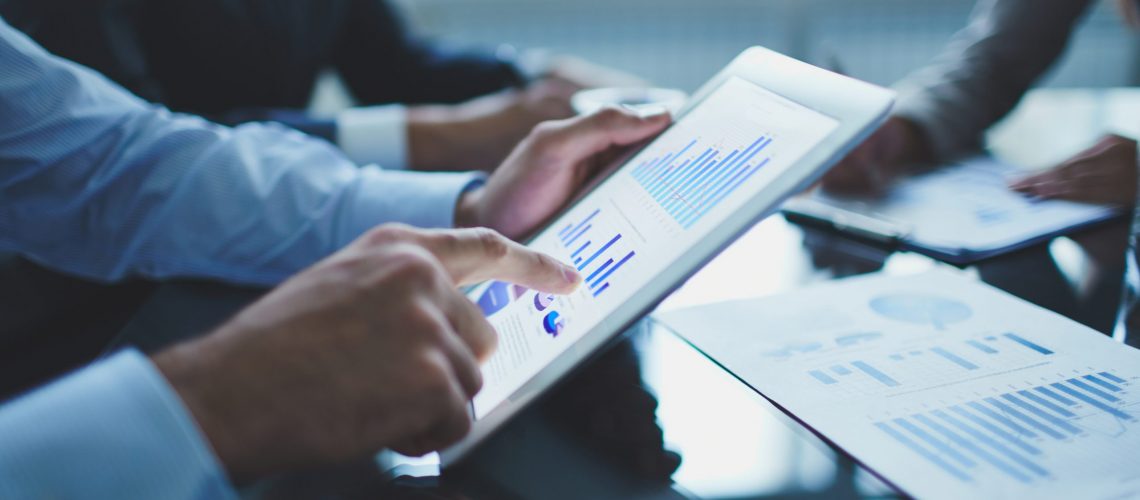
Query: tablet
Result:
<box><xmin>441</xmin><ymin>47</ymin><xmax>894</xmax><ymax>465</ymax></box>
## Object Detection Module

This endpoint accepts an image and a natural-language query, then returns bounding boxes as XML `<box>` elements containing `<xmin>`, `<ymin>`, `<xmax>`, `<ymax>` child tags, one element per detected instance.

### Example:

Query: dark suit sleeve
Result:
<box><xmin>893</xmin><ymin>0</ymin><xmax>1094</xmax><ymax>161</ymax></box>
<box><xmin>333</xmin><ymin>0</ymin><xmax>526</xmax><ymax>105</ymax></box>
<box><xmin>0</xmin><ymin>0</ymin><xmax>165</xmax><ymax>104</ymax></box>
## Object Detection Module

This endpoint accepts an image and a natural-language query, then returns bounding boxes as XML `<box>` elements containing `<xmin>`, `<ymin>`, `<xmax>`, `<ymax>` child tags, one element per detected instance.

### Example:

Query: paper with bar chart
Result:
<box><xmin>658</xmin><ymin>270</ymin><xmax>1140</xmax><ymax>499</ymax></box>
<box><xmin>468</xmin><ymin>76</ymin><xmax>839</xmax><ymax>417</ymax></box>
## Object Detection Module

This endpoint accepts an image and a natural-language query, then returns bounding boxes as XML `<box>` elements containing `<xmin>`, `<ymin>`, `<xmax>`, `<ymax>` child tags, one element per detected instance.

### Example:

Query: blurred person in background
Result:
<box><xmin>820</xmin><ymin>0</ymin><xmax>1140</xmax><ymax>339</ymax></box>
<box><xmin>0</xmin><ymin>0</ymin><xmax>643</xmax><ymax>173</ymax></box>
<box><xmin>821</xmin><ymin>0</ymin><xmax>1138</xmax><ymax>203</ymax></box>
<box><xmin>0</xmin><ymin>0</ymin><xmax>645</xmax><ymax>395</ymax></box>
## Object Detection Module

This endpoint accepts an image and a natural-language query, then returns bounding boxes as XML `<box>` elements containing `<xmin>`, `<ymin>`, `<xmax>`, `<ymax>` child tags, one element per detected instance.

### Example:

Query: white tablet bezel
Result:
<box><xmin>440</xmin><ymin>46</ymin><xmax>895</xmax><ymax>466</ymax></box>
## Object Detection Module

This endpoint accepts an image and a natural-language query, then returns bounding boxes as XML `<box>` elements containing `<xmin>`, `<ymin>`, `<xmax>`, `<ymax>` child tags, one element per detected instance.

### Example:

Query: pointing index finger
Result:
<box><xmin>423</xmin><ymin>228</ymin><xmax>582</xmax><ymax>294</ymax></box>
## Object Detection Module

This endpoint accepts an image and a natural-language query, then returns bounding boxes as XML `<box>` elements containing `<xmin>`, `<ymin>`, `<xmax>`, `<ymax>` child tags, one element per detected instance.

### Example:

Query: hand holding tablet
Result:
<box><xmin>443</xmin><ymin>47</ymin><xmax>895</xmax><ymax>465</ymax></box>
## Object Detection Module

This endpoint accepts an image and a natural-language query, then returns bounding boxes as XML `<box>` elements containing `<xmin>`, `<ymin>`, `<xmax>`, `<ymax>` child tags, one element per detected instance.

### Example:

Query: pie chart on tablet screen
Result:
<box><xmin>542</xmin><ymin>311</ymin><xmax>565</xmax><ymax>337</ymax></box>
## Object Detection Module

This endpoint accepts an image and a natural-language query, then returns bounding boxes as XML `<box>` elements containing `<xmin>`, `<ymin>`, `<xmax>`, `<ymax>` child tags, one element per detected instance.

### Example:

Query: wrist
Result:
<box><xmin>152</xmin><ymin>335</ymin><xmax>265</xmax><ymax>483</ymax></box>
<box><xmin>890</xmin><ymin>116</ymin><xmax>935</xmax><ymax>168</ymax></box>
<box><xmin>454</xmin><ymin>186</ymin><xmax>485</xmax><ymax>229</ymax></box>
<box><xmin>407</xmin><ymin>105</ymin><xmax>463</xmax><ymax>171</ymax></box>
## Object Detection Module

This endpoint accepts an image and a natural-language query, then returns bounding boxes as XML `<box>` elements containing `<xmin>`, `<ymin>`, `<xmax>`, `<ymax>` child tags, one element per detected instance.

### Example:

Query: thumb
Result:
<box><xmin>1008</xmin><ymin>167</ymin><xmax>1064</xmax><ymax>194</ymax></box>
<box><xmin>543</xmin><ymin>106</ymin><xmax>672</xmax><ymax>158</ymax></box>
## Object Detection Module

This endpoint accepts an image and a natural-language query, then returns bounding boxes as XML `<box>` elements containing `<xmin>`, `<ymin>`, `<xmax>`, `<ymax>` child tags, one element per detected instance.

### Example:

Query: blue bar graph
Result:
<box><xmin>893</xmin><ymin>418</ymin><xmax>977</xmax><ymax>467</ymax></box>
<box><xmin>1003</xmin><ymin>333</ymin><xmax>1054</xmax><ymax>355</ymax></box>
<box><xmin>680</xmin><ymin>157</ymin><xmax>770</xmax><ymax>228</ymax></box>
<box><xmin>932</xmin><ymin>410</ymin><xmax>1048</xmax><ymax>480</ymax></box>
<box><xmin>578</xmin><ymin>234</ymin><xmax>620</xmax><ymax>271</ymax></box>
<box><xmin>949</xmin><ymin>405</ymin><xmax>1041</xmax><ymax>455</ymax></box>
<box><xmin>1051</xmin><ymin>383</ymin><xmax>1133</xmax><ymax>421</ymax></box>
<box><xmin>565</xmin><ymin>224</ymin><xmax>591</xmax><ymax>247</ymax></box>
<box><xmin>966</xmin><ymin>340</ymin><xmax>998</xmax><ymax>354</ymax></box>
<box><xmin>1034</xmin><ymin>386</ymin><xmax>1076</xmax><ymax>407</ymax></box>
<box><xmin>1017</xmin><ymin>390</ymin><xmax>1076</xmax><ymax>418</ymax></box>
<box><xmin>589</xmin><ymin>251</ymin><xmax>635</xmax><ymax>293</ymax></box>
<box><xmin>585</xmin><ymin>259</ymin><xmax>613</xmax><ymax>284</ymax></box>
<box><xmin>1000</xmin><ymin>394</ymin><xmax>1081</xmax><ymax>435</ymax></box>
<box><xmin>851</xmin><ymin>361</ymin><xmax>900</xmax><ymax>387</ymax></box>
<box><xmin>966</xmin><ymin>401</ymin><xmax>1037</xmax><ymax>439</ymax></box>
<box><xmin>1099</xmin><ymin>372</ymin><xmax>1128</xmax><ymax>384</ymax></box>
<box><xmin>932</xmin><ymin>347</ymin><xmax>979</xmax><ymax>370</ymax></box>
<box><xmin>984</xmin><ymin>397</ymin><xmax>1066</xmax><ymax>440</ymax></box>
<box><xmin>591</xmin><ymin>283</ymin><xmax>610</xmax><ymax>297</ymax></box>
<box><xmin>809</xmin><ymin>370</ymin><xmax>837</xmax><ymax>384</ymax></box>
<box><xmin>554</xmin><ymin>208</ymin><xmax>635</xmax><ymax>299</ymax></box>
<box><xmin>559</xmin><ymin>209</ymin><xmax>599</xmax><ymax>246</ymax></box>
<box><xmin>571</xmin><ymin>241</ymin><xmax>591</xmax><ymax>259</ymax></box>
<box><xmin>1082</xmin><ymin>374</ymin><xmax>1123</xmax><ymax>393</ymax></box>
<box><xmin>881</xmin><ymin>371</ymin><xmax>1134</xmax><ymax>485</ymax></box>
<box><xmin>1068</xmin><ymin>378</ymin><xmax>1119</xmax><ymax>402</ymax></box>
<box><xmin>632</xmin><ymin>135</ymin><xmax>773</xmax><ymax>229</ymax></box>
<box><xmin>917</xmin><ymin>412</ymin><xmax>1035</xmax><ymax>483</ymax></box>
<box><xmin>875</xmin><ymin>422</ymin><xmax>972</xmax><ymax>481</ymax></box>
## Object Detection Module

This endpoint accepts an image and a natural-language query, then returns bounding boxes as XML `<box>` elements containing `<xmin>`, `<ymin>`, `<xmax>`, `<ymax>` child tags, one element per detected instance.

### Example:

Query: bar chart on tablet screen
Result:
<box><xmin>554</xmin><ymin>208</ymin><xmax>636</xmax><ymax>298</ymax></box>
<box><xmin>472</xmin><ymin>76</ymin><xmax>839</xmax><ymax>418</ymax></box>
<box><xmin>630</xmin><ymin>134</ymin><xmax>773</xmax><ymax>228</ymax></box>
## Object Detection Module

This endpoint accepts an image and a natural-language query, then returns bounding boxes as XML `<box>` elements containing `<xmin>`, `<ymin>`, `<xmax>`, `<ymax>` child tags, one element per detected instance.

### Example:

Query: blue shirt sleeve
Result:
<box><xmin>0</xmin><ymin>16</ymin><xmax>485</xmax><ymax>286</ymax></box>
<box><xmin>0</xmin><ymin>350</ymin><xmax>237</xmax><ymax>499</ymax></box>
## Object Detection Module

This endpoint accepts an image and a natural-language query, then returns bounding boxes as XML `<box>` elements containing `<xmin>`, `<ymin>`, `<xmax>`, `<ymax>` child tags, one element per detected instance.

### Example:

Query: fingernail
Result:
<box><xmin>562</xmin><ymin>266</ymin><xmax>582</xmax><ymax>285</ymax></box>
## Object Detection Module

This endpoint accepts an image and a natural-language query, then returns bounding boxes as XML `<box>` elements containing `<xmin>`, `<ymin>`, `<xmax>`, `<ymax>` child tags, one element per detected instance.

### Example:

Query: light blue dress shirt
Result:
<box><xmin>0</xmin><ymin>16</ymin><xmax>483</xmax><ymax>498</ymax></box>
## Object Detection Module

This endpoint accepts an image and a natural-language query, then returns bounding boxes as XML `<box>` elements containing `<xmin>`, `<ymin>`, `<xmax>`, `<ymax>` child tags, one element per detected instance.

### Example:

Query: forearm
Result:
<box><xmin>0</xmin><ymin>18</ymin><xmax>483</xmax><ymax>286</ymax></box>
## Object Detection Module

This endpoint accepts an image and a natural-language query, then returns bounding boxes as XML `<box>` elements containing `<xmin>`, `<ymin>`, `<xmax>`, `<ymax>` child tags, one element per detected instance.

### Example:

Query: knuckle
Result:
<box><xmin>416</xmin><ymin>350</ymin><xmax>454</xmax><ymax>395</ymax></box>
<box><xmin>594</xmin><ymin>106</ymin><xmax>627</xmax><ymax>124</ymax></box>
<box><xmin>431</xmin><ymin>230</ymin><xmax>463</xmax><ymax>254</ymax></box>
<box><xmin>472</xmin><ymin>228</ymin><xmax>509</xmax><ymax>261</ymax></box>
<box><xmin>527</xmin><ymin>120</ymin><xmax>565</xmax><ymax>149</ymax></box>
<box><xmin>530</xmin><ymin>120</ymin><xmax>561</xmax><ymax>139</ymax></box>
<box><xmin>386</xmin><ymin>246</ymin><xmax>442</xmax><ymax>285</ymax></box>
<box><xmin>463</xmin><ymin>323</ymin><xmax>498</xmax><ymax>362</ymax></box>
<box><xmin>363</xmin><ymin>223</ymin><xmax>415</xmax><ymax>246</ymax></box>
<box><xmin>402</xmin><ymin>299</ymin><xmax>443</xmax><ymax>333</ymax></box>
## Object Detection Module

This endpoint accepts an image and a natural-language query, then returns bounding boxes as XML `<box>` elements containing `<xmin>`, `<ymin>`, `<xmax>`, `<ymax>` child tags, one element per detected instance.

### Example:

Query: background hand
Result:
<box><xmin>818</xmin><ymin>115</ymin><xmax>932</xmax><ymax>196</ymax></box>
<box><xmin>456</xmin><ymin>107</ymin><xmax>671</xmax><ymax>240</ymax></box>
<box><xmin>1009</xmin><ymin>134</ymin><xmax>1138</xmax><ymax>206</ymax></box>
<box><xmin>542</xmin><ymin>55</ymin><xmax>649</xmax><ymax>90</ymax></box>
<box><xmin>407</xmin><ymin>80</ymin><xmax>580</xmax><ymax>172</ymax></box>
<box><xmin>152</xmin><ymin>225</ymin><xmax>580</xmax><ymax>483</ymax></box>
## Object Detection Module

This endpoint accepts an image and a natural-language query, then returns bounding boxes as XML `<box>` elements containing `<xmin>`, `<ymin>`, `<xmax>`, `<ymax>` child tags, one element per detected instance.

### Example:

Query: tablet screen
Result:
<box><xmin>468</xmin><ymin>76</ymin><xmax>839</xmax><ymax>418</ymax></box>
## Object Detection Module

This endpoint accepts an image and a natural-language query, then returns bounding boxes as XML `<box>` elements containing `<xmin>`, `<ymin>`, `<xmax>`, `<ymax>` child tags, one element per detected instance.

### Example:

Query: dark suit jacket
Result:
<box><xmin>0</xmin><ymin>0</ymin><xmax>526</xmax><ymax>141</ymax></box>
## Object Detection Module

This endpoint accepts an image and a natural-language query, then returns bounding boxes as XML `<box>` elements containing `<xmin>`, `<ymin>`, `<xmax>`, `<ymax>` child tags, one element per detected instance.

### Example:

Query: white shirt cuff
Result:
<box><xmin>0</xmin><ymin>350</ymin><xmax>236</xmax><ymax>499</ymax></box>
<box><xmin>337</xmin><ymin>104</ymin><xmax>409</xmax><ymax>170</ymax></box>
<box><xmin>337</xmin><ymin>169</ymin><xmax>487</xmax><ymax>248</ymax></box>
